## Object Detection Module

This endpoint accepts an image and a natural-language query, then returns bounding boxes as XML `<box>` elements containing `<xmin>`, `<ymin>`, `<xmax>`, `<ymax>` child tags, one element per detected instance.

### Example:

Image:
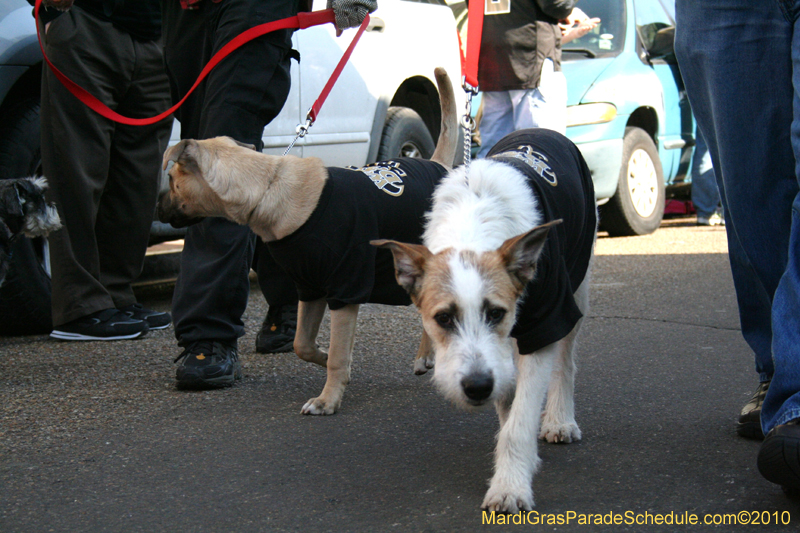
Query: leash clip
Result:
<box><xmin>461</xmin><ymin>76</ymin><xmax>479</xmax><ymax>96</ymax></box>
<box><xmin>460</xmin><ymin>80</ymin><xmax>478</xmax><ymax>173</ymax></box>
<box><xmin>296</xmin><ymin>116</ymin><xmax>313</xmax><ymax>138</ymax></box>
<box><xmin>284</xmin><ymin>113</ymin><xmax>315</xmax><ymax>156</ymax></box>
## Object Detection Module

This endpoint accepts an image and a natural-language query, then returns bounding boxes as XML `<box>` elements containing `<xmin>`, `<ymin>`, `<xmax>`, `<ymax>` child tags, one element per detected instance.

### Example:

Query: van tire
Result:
<box><xmin>601</xmin><ymin>127</ymin><xmax>665</xmax><ymax>236</ymax></box>
<box><xmin>377</xmin><ymin>106</ymin><xmax>435</xmax><ymax>160</ymax></box>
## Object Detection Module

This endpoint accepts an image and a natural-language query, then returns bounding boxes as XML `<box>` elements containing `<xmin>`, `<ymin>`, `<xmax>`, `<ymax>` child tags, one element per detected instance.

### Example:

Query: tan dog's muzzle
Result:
<box><xmin>158</xmin><ymin>140</ymin><xmax>206</xmax><ymax>228</ymax></box>
<box><xmin>157</xmin><ymin>190</ymin><xmax>205</xmax><ymax>228</ymax></box>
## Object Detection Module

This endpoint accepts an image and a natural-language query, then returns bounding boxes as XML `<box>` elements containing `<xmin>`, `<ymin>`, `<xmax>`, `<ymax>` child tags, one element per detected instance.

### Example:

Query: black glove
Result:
<box><xmin>327</xmin><ymin>0</ymin><xmax>377</xmax><ymax>31</ymax></box>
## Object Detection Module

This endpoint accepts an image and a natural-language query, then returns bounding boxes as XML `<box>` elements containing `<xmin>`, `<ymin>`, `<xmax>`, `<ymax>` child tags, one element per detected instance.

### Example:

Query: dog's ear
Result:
<box><xmin>162</xmin><ymin>139</ymin><xmax>202</xmax><ymax>175</ymax></box>
<box><xmin>371</xmin><ymin>240</ymin><xmax>431</xmax><ymax>296</ymax></box>
<box><xmin>0</xmin><ymin>181</ymin><xmax>24</xmax><ymax>218</ymax></box>
<box><xmin>499</xmin><ymin>219</ymin><xmax>562</xmax><ymax>287</ymax></box>
<box><xmin>13</xmin><ymin>178</ymin><xmax>48</xmax><ymax>210</ymax></box>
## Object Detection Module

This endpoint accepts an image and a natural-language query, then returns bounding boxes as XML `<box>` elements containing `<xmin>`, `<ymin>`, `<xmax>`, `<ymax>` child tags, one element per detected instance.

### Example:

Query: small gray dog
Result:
<box><xmin>0</xmin><ymin>177</ymin><xmax>61</xmax><ymax>286</ymax></box>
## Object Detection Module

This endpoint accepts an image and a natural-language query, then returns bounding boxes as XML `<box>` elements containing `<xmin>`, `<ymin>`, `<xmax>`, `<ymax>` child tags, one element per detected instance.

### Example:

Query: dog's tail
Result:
<box><xmin>430</xmin><ymin>67</ymin><xmax>459</xmax><ymax>169</ymax></box>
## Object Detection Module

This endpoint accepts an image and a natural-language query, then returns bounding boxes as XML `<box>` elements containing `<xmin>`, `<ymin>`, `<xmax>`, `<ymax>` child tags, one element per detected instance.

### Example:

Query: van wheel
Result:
<box><xmin>601</xmin><ymin>126</ymin><xmax>665</xmax><ymax>236</ymax></box>
<box><xmin>0</xmin><ymin>97</ymin><xmax>53</xmax><ymax>335</ymax></box>
<box><xmin>377</xmin><ymin>106</ymin><xmax>435</xmax><ymax>160</ymax></box>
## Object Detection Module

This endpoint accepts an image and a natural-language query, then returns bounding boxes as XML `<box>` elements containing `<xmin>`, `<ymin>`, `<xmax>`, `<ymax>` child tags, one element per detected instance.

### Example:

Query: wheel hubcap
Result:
<box><xmin>400</xmin><ymin>141</ymin><xmax>422</xmax><ymax>158</ymax></box>
<box><xmin>626</xmin><ymin>148</ymin><xmax>658</xmax><ymax>218</ymax></box>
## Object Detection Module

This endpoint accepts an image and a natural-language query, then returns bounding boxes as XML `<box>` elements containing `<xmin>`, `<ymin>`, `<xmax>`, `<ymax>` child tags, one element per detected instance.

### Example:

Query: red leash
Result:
<box><xmin>34</xmin><ymin>0</ymin><xmax>369</xmax><ymax>126</ymax></box>
<box><xmin>462</xmin><ymin>0</ymin><xmax>484</xmax><ymax>92</ymax></box>
<box><xmin>458</xmin><ymin>0</ymin><xmax>484</xmax><ymax>169</ymax></box>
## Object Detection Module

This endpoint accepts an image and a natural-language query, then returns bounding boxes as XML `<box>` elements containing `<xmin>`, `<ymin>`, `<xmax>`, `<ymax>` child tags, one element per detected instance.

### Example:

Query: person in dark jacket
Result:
<box><xmin>34</xmin><ymin>0</ymin><xmax>173</xmax><ymax>340</ymax></box>
<box><xmin>475</xmin><ymin>0</ymin><xmax>595</xmax><ymax>157</ymax></box>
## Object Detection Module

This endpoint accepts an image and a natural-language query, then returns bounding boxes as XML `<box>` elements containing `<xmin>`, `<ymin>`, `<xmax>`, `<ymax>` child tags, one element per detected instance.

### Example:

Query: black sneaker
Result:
<box><xmin>175</xmin><ymin>340</ymin><xmax>242</xmax><ymax>389</ymax></box>
<box><xmin>757</xmin><ymin>419</ymin><xmax>800</xmax><ymax>495</ymax></box>
<box><xmin>119</xmin><ymin>303</ymin><xmax>171</xmax><ymax>330</ymax></box>
<box><xmin>255</xmin><ymin>305</ymin><xmax>297</xmax><ymax>354</ymax></box>
<box><xmin>737</xmin><ymin>381</ymin><xmax>769</xmax><ymax>440</ymax></box>
<box><xmin>50</xmin><ymin>308</ymin><xmax>149</xmax><ymax>341</ymax></box>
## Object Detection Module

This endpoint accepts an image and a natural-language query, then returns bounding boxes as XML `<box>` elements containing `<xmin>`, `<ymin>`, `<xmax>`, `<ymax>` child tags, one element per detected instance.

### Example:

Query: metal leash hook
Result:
<box><xmin>461</xmin><ymin>79</ymin><xmax>479</xmax><ymax>173</ymax></box>
<box><xmin>284</xmin><ymin>112</ymin><xmax>314</xmax><ymax>156</ymax></box>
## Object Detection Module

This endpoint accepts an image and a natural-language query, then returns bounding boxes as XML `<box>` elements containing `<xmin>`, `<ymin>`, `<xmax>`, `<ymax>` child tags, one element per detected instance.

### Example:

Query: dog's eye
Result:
<box><xmin>485</xmin><ymin>307</ymin><xmax>506</xmax><ymax>326</ymax></box>
<box><xmin>434</xmin><ymin>312</ymin><xmax>455</xmax><ymax>330</ymax></box>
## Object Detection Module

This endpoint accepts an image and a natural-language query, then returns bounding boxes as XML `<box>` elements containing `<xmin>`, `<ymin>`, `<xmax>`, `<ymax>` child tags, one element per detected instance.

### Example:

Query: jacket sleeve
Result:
<box><xmin>537</xmin><ymin>0</ymin><xmax>576</xmax><ymax>21</ymax></box>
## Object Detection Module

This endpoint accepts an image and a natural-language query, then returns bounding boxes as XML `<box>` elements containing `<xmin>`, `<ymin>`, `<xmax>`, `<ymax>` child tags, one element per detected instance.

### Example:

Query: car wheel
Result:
<box><xmin>600</xmin><ymin>126</ymin><xmax>665</xmax><ymax>236</ymax></box>
<box><xmin>0</xmin><ymin>97</ymin><xmax>53</xmax><ymax>335</ymax></box>
<box><xmin>377</xmin><ymin>106</ymin><xmax>435</xmax><ymax>160</ymax></box>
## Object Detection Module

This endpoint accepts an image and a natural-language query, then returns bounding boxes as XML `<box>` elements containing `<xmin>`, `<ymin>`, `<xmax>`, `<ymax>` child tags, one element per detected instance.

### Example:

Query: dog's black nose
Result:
<box><xmin>461</xmin><ymin>374</ymin><xmax>494</xmax><ymax>402</ymax></box>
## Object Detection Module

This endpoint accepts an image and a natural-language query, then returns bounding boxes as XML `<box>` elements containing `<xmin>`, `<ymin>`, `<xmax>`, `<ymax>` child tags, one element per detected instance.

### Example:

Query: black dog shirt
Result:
<box><xmin>267</xmin><ymin>158</ymin><xmax>448</xmax><ymax>310</ymax></box>
<box><xmin>486</xmin><ymin>129</ymin><xmax>597</xmax><ymax>355</ymax></box>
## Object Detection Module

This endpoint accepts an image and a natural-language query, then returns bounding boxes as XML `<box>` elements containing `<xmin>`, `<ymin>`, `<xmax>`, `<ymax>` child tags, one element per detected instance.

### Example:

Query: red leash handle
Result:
<box><xmin>462</xmin><ymin>0</ymin><xmax>484</xmax><ymax>91</ymax></box>
<box><xmin>34</xmin><ymin>0</ymin><xmax>360</xmax><ymax>126</ymax></box>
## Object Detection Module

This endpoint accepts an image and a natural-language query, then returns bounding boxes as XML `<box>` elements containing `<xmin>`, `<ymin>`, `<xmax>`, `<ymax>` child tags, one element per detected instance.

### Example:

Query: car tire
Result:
<box><xmin>0</xmin><ymin>97</ymin><xmax>53</xmax><ymax>335</ymax></box>
<box><xmin>377</xmin><ymin>106</ymin><xmax>435</xmax><ymax>160</ymax></box>
<box><xmin>600</xmin><ymin>126</ymin><xmax>665</xmax><ymax>236</ymax></box>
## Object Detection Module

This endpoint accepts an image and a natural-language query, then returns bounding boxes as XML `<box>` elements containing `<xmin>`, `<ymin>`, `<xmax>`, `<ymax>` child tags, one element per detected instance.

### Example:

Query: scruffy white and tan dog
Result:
<box><xmin>375</xmin><ymin>128</ymin><xmax>597</xmax><ymax>512</ymax></box>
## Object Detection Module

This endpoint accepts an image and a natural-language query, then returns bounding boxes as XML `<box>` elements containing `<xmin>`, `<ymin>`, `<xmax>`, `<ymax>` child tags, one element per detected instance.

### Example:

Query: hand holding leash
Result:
<box><xmin>42</xmin><ymin>0</ymin><xmax>73</xmax><ymax>10</ymax></box>
<box><xmin>327</xmin><ymin>0</ymin><xmax>377</xmax><ymax>31</ymax></box>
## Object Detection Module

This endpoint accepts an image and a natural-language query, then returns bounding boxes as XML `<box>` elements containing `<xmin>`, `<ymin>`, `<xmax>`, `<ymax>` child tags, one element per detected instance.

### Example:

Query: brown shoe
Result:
<box><xmin>737</xmin><ymin>381</ymin><xmax>769</xmax><ymax>440</ymax></box>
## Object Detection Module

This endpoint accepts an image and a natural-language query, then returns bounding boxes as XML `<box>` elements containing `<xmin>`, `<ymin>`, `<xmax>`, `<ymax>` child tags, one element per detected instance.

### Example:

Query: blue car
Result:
<box><xmin>562</xmin><ymin>0</ymin><xmax>694</xmax><ymax>236</ymax></box>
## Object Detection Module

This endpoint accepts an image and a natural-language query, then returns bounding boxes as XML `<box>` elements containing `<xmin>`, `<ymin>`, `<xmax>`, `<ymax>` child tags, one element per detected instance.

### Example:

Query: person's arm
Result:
<box><xmin>560</xmin><ymin>8</ymin><xmax>600</xmax><ymax>44</ymax></box>
<box><xmin>537</xmin><ymin>0</ymin><xmax>577</xmax><ymax>22</ymax></box>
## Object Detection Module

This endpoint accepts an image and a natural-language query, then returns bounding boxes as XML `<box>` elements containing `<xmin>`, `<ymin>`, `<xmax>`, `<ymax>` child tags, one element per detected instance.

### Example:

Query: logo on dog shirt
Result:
<box><xmin>349</xmin><ymin>161</ymin><xmax>406</xmax><ymax>197</ymax></box>
<box><xmin>496</xmin><ymin>145</ymin><xmax>557</xmax><ymax>186</ymax></box>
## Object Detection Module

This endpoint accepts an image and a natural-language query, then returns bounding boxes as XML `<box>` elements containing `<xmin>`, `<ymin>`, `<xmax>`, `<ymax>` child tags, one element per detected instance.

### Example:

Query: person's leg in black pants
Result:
<box><xmin>43</xmin><ymin>8</ymin><xmax>171</xmax><ymax>338</ymax></box>
<box><xmin>162</xmin><ymin>0</ymin><xmax>300</xmax><ymax>388</ymax></box>
<box><xmin>253</xmin><ymin>241</ymin><xmax>299</xmax><ymax>353</ymax></box>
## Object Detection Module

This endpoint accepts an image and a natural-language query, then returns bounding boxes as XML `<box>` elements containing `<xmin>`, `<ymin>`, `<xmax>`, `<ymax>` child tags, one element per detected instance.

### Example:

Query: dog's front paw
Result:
<box><xmin>301</xmin><ymin>396</ymin><xmax>339</xmax><ymax>415</ymax></box>
<box><xmin>539</xmin><ymin>420</ymin><xmax>581</xmax><ymax>444</ymax></box>
<box><xmin>413</xmin><ymin>354</ymin><xmax>434</xmax><ymax>375</ymax></box>
<box><xmin>481</xmin><ymin>482</ymin><xmax>534</xmax><ymax>513</ymax></box>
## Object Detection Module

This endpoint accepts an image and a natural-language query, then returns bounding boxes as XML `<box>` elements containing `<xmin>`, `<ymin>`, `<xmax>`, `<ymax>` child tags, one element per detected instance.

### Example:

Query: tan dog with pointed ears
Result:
<box><xmin>158</xmin><ymin>68</ymin><xmax>458</xmax><ymax>415</ymax></box>
<box><xmin>374</xmin><ymin>128</ymin><xmax>597</xmax><ymax>512</ymax></box>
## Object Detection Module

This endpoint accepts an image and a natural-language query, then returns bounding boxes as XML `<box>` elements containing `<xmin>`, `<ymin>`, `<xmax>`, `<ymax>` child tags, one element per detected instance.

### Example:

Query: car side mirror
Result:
<box><xmin>638</xmin><ymin>22</ymin><xmax>675</xmax><ymax>60</ymax></box>
<box><xmin>648</xmin><ymin>26</ymin><xmax>675</xmax><ymax>59</ymax></box>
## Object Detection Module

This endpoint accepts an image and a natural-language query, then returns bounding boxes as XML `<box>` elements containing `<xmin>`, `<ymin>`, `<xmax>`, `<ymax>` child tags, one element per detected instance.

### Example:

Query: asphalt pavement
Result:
<box><xmin>2</xmin><ymin>217</ymin><xmax>800</xmax><ymax>532</ymax></box>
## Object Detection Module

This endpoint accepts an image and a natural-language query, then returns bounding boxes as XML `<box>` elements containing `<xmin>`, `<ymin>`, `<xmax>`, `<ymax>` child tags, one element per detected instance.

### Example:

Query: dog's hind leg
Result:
<box><xmin>301</xmin><ymin>304</ymin><xmax>360</xmax><ymax>415</ymax></box>
<box><xmin>540</xmin><ymin>272</ymin><xmax>590</xmax><ymax>443</ymax></box>
<box><xmin>294</xmin><ymin>299</ymin><xmax>329</xmax><ymax>367</ymax></box>
<box><xmin>483</xmin><ymin>344</ymin><xmax>556</xmax><ymax>513</ymax></box>
<box><xmin>413</xmin><ymin>329</ymin><xmax>435</xmax><ymax>375</ymax></box>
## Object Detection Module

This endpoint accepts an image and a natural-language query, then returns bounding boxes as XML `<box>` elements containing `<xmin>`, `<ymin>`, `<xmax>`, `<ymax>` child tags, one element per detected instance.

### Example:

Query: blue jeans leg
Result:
<box><xmin>766</xmin><ymin>1</ymin><xmax>800</xmax><ymax>428</ymax></box>
<box><xmin>477</xmin><ymin>91</ymin><xmax>515</xmax><ymax>159</ymax></box>
<box><xmin>675</xmin><ymin>0</ymin><xmax>800</xmax><ymax>432</ymax></box>
<box><xmin>690</xmin><ymin>129</ymin><xmax>720</xmax><ymax>219</ymax></box>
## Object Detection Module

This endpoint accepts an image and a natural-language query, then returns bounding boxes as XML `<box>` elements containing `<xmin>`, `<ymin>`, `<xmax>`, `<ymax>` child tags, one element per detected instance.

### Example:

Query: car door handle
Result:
<box><xmin>367</xmin><ymin>16</ymin><xmax>385</xmax><ymax>32</ymax></box>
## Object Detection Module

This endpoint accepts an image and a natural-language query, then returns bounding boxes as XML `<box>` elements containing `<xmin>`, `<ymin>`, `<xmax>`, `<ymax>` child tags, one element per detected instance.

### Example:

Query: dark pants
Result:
<box><xmin>162</xmin><ymin>0</ymin><xmax>299</xmax><ymax>346</ymax></box>
<box><xmin>40</xmin><ymin>7</ymin><xmax>172</xmax><ymax>326</ymax></box>
<box><xmin>675</xmin><ymin>0</ymin><xmax>800</xmax><ymax>432</ymax></box>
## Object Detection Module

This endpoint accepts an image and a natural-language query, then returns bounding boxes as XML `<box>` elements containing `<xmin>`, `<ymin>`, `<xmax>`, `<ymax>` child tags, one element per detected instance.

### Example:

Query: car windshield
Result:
<box><xmin>562</xmin><ymin>0</ymin><xmax>626</xmax><ymax>58</ymax></box>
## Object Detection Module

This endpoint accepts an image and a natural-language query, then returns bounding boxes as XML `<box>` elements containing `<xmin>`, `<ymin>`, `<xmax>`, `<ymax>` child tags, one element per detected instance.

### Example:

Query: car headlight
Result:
<box><xmin>566</xmin><ymin>103</ymin><xmax>618</xmax><ymax>127</ymax></box>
